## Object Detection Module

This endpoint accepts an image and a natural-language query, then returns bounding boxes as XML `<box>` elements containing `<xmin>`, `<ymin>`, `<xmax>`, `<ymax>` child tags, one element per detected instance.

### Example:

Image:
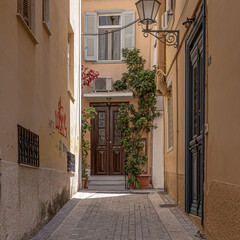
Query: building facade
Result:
<box><xmin>157</xmin><ymin>0</ymin><xmax>240</xmax><ymax>239</ymax></box>
<box><xmin>81</xmin><ymin>0</ymin><xmax>165</xmax><ymax>189</ymax></box>
<box><xmin>0</xmin><ymin>0</ymin><xmax>81</xmax><ymax>239</ymax></box>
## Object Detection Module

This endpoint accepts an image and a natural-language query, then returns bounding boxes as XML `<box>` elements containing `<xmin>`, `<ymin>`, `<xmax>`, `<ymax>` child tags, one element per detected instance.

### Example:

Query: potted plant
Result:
<box><xmin>81</xmin><ymin>107</ymin><xmax>97</xmax><ymax>189</ymax></box>
<box><xmin>115</xmin><ymin>48</ymin><xmax>160</xmax><ymax>189</ymax></box>
<box><xmin>138</xmin><ymin>171</ymin><xmax>151</xmax><ymax>189</ymax></box>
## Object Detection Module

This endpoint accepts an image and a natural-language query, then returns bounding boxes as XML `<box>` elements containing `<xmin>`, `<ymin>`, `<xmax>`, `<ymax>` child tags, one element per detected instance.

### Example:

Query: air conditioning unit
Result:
<box><xmin>94</xmin><ymin>77</ymin><xmax>113</xmax><ymax>92</ymax></box>
<box><xmin>166</xmin><ymin>0</ymin><xmax>173</xmax><ymax>11</ymax></box>
<box><xmin>161</xmin><ymin>10</ymin><xmax>172</xmax><ymax>30</ymax></box>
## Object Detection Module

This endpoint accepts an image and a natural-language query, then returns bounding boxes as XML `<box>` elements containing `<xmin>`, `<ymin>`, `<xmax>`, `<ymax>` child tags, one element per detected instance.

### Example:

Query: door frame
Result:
<box><xmin>90</xmin><ymin>102</ymin><xmax>127</xmax><ymax>175</ymax></box>
<box><xmin>185</xmin><ymin>1</ymin><xmax>206</xmax><ymax>225</ymax></box>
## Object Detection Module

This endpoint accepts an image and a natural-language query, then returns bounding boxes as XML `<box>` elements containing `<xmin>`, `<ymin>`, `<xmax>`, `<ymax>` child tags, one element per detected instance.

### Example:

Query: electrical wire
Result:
<box><xmin>82</xmin><ymin>18</ymin><xmax>140</xmax><ymax>36</ymax></box>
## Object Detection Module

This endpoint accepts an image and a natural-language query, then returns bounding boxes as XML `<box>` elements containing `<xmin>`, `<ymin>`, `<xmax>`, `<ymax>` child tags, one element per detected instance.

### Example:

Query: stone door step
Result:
<box><xmin>87</xmin><ymin>175</ymin><xmax>127</xmax><ymax>191</ymax></box>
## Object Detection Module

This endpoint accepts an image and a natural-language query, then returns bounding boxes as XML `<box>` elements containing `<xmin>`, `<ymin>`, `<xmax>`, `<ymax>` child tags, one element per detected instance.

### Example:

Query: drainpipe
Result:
<box><xmin>176</xmin><ymin>55</ymin><xmax>179</xmax><ymax>205</ymax></box>
<box><xmin>201</xmin><ymin>0</ymin><xmax>206</xmax><ymax>226</ymax></box>
<box><xmin>78</xmin><ymin>0</ymin><xmax>82</xmax><ymax>190</ymax></box>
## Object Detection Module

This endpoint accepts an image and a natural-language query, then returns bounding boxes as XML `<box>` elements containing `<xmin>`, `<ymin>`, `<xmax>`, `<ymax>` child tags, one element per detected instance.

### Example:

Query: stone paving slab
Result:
<box><xmin>31</xmin><ymin>191</ymin><xmax>208</xmax><ymax>240</ymax></box>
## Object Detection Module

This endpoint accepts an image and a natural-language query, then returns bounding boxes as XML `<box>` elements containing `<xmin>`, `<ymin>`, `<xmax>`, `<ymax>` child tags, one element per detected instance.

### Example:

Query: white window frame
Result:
<box><xmin>42</xmin><ymin>0</ymin><xmax>51</xmax><ymax>35</ymax></box>
<box><xmin>166</xmin><ymin>74</ymin><xmax>173</xmax><ymax>153</ymax></box>
<box><xmin>97</xmin><ymin>13</ymin><xmax>122</xmax><ymax>63</ymax></box>
<box><xmin>67</xmin><ymin>23</ymin><xmax>75</xmax><ymax>103</ymax></box>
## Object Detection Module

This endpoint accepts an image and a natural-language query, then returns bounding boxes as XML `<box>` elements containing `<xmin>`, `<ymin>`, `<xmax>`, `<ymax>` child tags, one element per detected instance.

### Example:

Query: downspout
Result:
<box><xmin>201</xmin><ymin>0</ymin><xmax>206</xmax><ymax>226</ymax></box>
<box><xmin>176</xmin><ymin>54</ymin><xmax>179</xmax><ymax>205</ymax></box>
<box><xmin>78</xmin><ymin>0</ymin><xmax>82</xmax><ymax>190</ymax></box>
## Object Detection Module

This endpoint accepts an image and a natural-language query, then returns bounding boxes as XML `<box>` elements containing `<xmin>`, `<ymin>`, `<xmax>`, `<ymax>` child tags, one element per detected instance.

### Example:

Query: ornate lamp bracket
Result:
<box><xmin>142</xmin><ymin>29</ymin><xmax>179</xmax><ymax>48</ymax></box>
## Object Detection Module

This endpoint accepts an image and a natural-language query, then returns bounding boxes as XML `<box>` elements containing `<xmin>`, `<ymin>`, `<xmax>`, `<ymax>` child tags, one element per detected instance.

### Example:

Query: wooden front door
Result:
<box><xmin>90</xmin><ymin>103</ymin><xmax>124</xmax><ymax>175</ymax></box>
<box><xmin>185</xmin><ymin>3</ymin><xmax>205</xmax><ymax>223</ymax></box>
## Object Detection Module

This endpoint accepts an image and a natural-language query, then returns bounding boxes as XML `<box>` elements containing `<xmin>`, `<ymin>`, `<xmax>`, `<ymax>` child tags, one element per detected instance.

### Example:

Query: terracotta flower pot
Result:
<box><xmin>129</xmin><ymin>182</ymin><xmax>135</xmax><ymax>189</ymax></box>
<box><xmin>82</xmin><ymin>178</ymin><xmax>87</xmax><ymax>189</ymax></box>
<box><xmin>138</xmin><ymin>174</ymin><xmax>151</xmax><ymax>189</ymax></box>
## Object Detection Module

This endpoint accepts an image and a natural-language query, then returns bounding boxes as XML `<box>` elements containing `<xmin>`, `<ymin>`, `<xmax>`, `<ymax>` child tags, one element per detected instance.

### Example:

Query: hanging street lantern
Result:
<box><xmin>135</xmin><ymin>0</ymin><xmax>179</xmax><ymax>48</ymax></box>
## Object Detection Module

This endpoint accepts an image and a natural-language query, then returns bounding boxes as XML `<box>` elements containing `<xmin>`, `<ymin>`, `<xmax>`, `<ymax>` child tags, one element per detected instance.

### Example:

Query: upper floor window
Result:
<box><xmin>42</xmin><ymin>0</ymin><xmax>49</xmax><ymax>25</ymax></box>
<box><xmin>42</xmin><ymin>0</ymin><xmax>51</xmax><ymax>35</ymax></box>
<box><xmin>166</xmin><ymin>75</ymin><xmax>173</xmax><ymax>152</ymax></box>
<box><xmin>17</xmin><ymin>0</ymin><xmax>35</xmax><ymax>31</ymax></box>
<box><xmin>98</xmin><ymin>15</ymin><xmax>121</xmax><ymax>61</ymax></box>
<box><xmin>167</xmin><ymin>93</ymin><xmax>173</xmax><ymax>152</ymax></box>
<box><xmin>84</xmin><ymin>10</ymin><xmax>135</xmax><ymax>62</ymax></box>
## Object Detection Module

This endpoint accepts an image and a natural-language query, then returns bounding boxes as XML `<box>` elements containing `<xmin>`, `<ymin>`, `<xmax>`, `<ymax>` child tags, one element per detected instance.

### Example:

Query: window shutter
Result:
<box><xmin>121</xmin><ymin>11</ymin><xmax>135</xmax><ymax>52</ymax></box>
<box><xmin>84</xmin><ymin>12</ymin><xmax>97</xmax><ymax>61</ymax></box>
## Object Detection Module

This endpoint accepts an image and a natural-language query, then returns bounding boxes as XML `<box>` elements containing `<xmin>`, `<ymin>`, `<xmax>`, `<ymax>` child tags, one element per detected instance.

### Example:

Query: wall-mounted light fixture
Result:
<box><xmin>182</xmin><ymin>17</ymin><xmax>195</xmax><ymax>29</ymax></box>
<box><xmin>135</xmin><ymin>0</ymin><xmax>179</xmax><ymax>48</ymax></box>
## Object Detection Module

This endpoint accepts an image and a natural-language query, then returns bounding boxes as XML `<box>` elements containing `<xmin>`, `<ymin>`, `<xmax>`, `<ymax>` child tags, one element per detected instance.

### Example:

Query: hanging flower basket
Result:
<box><xmin>138</xmin><ymin>174</ymin><xmax>151</xmax><ymax>189</ymax></box>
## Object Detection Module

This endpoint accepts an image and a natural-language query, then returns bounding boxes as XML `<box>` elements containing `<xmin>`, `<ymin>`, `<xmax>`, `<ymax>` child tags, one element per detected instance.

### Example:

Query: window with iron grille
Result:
<box><xmin>67</xmin><ymin>152</ymin><xmax>75</xmax><ymax>173</ymax></box>
<box><xmin>18</xmin><ymin>125</ymin><xmax>39</xmax><ymax>167</ymax></box>
<box><xmin>17</xmin><ymin>0</ymin><xmax>32</xmax><ymax>29</ymax></box>
<box><xmin>167</xmin><ymin>93</ymin><xmax>173</xmax><ymax>151</ymax></box>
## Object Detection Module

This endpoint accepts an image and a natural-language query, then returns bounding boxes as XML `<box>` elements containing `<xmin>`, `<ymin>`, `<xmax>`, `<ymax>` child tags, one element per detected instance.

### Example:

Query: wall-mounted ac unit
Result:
<box><xmin>94</xmin><ymin>77</ymin><xmax>113</xmax><ymax>92</ymax></box>
<box><xmin>161</xmin><ymin>10</ymin><xmax>171</xmax><ymax>30</ymax></box>
<box><xmin>166</xmin><ymin>0</ymin><xmax>173</xmax><ymax>11</ymax></box>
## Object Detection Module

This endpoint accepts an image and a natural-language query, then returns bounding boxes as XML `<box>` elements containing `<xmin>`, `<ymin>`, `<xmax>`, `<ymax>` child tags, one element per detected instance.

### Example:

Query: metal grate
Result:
<box><xmin>159</xmin><ymin>204</ymin><xmax>177</xmax><ymax>208</ymax></box>
<box><xmin>18</xmin><ymin>124</ymin><xmax>39</xmax><ymax>167</ymax></box>
<box><xmin>67</xmin><ymin>152</ymin><xmax>75</xmax><ymax>172</ymax></box>
<box><xmin>18</xmin><ymin>0</ymin><xmax>32</xmax><ymax>28</ymax></box>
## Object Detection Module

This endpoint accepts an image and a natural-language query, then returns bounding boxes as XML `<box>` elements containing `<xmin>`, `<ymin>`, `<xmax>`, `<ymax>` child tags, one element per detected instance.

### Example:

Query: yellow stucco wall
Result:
<box><xmin>162</xmin><ymin>0</ymin><xmax>240</xmax><ymax>239</ymax></box>
<box><xmin>0</xmin><ymin>1</ymin><xmax>81</xmax><ymax>239</ymax></box>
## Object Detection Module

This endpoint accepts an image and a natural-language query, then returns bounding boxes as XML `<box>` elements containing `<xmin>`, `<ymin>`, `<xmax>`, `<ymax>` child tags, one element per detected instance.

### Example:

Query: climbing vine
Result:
<box><xmin>81</xmin><ymin>107</ymin><xmax>97</xmax><ymax>179</ymax></box>
<box><xmin>114</xmin><ymin>48</ymin><xmax>160</xmax><ymax>188</ymax></box>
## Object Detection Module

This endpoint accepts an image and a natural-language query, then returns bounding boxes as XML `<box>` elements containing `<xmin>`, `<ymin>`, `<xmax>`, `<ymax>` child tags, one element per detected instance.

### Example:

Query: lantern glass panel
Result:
<box><xmin>143</xmin><ymin>0</ymin><xmax>154</xmax><ymax>21</ymax></box>
<box><xmin>152</xmin><ymin>1</ymin><xmax>161</xmax><ymax>21</ymax></box>
<box><xmin>136</xmin><ymin>1</ymin><xmax>144</xmax><ymax>22</ymax></box>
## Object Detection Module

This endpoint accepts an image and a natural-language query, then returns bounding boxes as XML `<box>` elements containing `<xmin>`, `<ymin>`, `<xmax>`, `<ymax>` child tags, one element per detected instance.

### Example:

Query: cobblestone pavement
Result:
<box><xmin>32</xmin><ymin>191</ymin><xmax>208</xmax><ymax>240</ymax></box>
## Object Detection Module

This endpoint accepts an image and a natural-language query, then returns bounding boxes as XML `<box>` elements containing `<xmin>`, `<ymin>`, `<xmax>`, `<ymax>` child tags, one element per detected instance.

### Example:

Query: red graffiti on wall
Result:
<box><xmin>55</xmin><ymin>97</ymin><xmax>67</xmax><ymax>138</ymax></box>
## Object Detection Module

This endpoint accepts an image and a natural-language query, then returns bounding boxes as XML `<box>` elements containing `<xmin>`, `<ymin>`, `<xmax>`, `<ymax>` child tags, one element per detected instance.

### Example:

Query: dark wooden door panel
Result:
<box><xmin>96</xmin><ymin>150</ymin><xmax>107</xmax><ymax>174</ymax></box>
<box><xmin>109</xmin><ymin>106</ymin><xmax>123</xmax><ymax>175</ymax></box>
<box><xmin>91</xmin><ymin>104</ymin><xmax>109</xmax><ymax>175</ymax></box>
<box><xmin>187</xmin><ymin>32</ymin><xmax>204</xmax><ymax>217</ymax></box>
<box><xmin>111</xmin><ymin>149</ymin><xmax>122</xmax><ymax>174</ymax></box>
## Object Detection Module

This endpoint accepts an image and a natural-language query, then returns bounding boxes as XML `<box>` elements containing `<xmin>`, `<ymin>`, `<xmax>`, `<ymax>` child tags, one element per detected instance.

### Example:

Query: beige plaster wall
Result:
<box><xmin>204</xmin><ymin>0</ymin><xmax>240</xmax><ymax>239</ymax></box>
<box><xmin>0</xmin><ymin>0</ymin><xmax>81</xmax><ymax>239</ymax></box>
<box><xmin>162</xmin><ymin>0</ymin><xmax>240</xmax><ymax>239</ymax></box>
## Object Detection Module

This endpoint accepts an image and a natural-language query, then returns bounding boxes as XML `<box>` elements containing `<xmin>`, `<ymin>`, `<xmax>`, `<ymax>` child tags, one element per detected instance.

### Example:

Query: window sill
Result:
<box><xmin>68</xmin><ymin>90</ymin><xmax>75</xmax><ymax>103</ymax></box>
<box><xmin>19</xmin><ymin>163</ymin><xmax>39</xmax><ymax>169</ymax></box>
<box><xmin>17</xmin><ymin>14</ymin><xmax>38</xmax><ymax>44</ymax></box>
<box><xmin>93</xmin><ymin>60</ymin><xmax>124</xmax><ymax>64</ymax></box>
<box><xmin>43</xmin><ymin>21</ymin><xmax>52</xmax><ymax>36</ymax></box>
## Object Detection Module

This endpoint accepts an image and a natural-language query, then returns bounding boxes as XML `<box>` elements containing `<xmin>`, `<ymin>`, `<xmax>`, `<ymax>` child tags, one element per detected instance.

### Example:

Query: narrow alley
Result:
<box><xmin>31</xmin><ymin>191</ymin><xmax>206</xmax><ymax>240</ymax></box>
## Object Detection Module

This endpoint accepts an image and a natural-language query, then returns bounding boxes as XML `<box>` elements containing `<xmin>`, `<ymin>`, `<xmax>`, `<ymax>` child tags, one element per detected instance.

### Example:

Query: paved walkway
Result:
<box><xmin>32</xmin><ymin>191</ymin><xmax>207</xmax><ymax>240</ymax></box>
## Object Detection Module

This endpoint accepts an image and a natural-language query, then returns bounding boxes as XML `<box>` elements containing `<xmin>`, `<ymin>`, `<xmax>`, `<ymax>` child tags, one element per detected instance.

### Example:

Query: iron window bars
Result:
<box><xmin>18</xmin><ymin>124</ymin><xmax>39</xmax><ymax>167</ymax></box>
<box><xmin>67</xmin><ymin>151</ymin><xmax>75</xmax><ymax>173</ymax></box>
